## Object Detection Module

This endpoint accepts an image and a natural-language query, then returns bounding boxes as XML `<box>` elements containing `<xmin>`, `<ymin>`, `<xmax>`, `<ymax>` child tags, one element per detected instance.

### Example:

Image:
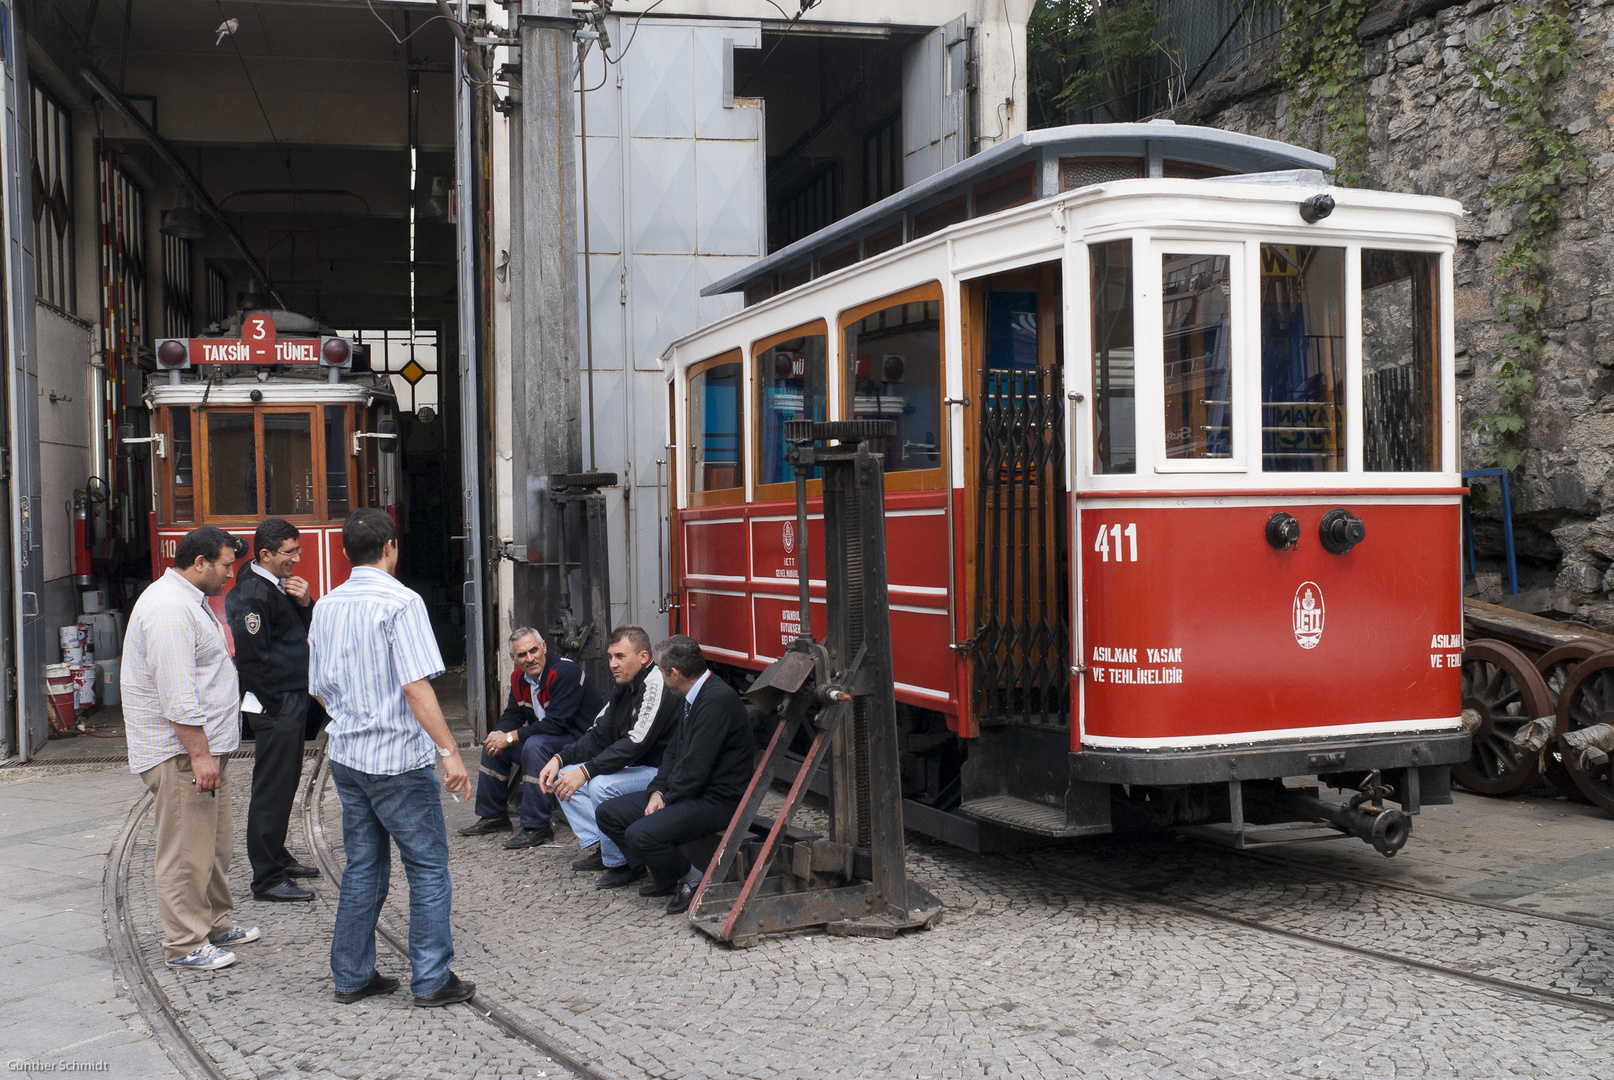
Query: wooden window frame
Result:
<box><xmin>971</xmin><ymin>163</ymin><xmax>1036</xmax><ymax>218</ymax></box>
<box><xmin>198</xmin><ymin>406</ymin><xmax>327</xmax><ymax>524</ymax></box>
<box><xmin>838</xmin><ymin>282</ymin><xmax>948</xmax><ymax>493</ymax></box>
<box><xmin>753</xmin><ymin>319</ymin><xmax>830</xmax><ymax>503</ymax></box>
<box><xmin>323</xmin><ymin>404</ymin><xmax>359</xmax><ymax>520</ymax></box>
<box><xmin>914</xmin><ymin>196</ymin><xmax>967</xmax><ymax>239</ymax></box>
<box><xmin>158</xmin><ymin>405</ymin><xmax>197</xmax><ymax>527</ymax></box>
<box><xmin>686</xmin><ymin>351</ymin><xmax>749</xmax><ymax>507</ymax></box>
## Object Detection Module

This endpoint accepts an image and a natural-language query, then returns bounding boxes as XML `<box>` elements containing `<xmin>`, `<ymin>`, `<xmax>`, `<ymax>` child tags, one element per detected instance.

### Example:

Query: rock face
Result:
<box><xmin>1178</xmin><ymin>0</ymin><xmax>1614</xmax><ymax>622</ymax></box>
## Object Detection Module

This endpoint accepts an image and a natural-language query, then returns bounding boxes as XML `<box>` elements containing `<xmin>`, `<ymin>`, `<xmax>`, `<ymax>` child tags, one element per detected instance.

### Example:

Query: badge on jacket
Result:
<box><xmin>244</xmin><ymin>613</ymin><xmax>262</xmax><ymax>635</ymax></box>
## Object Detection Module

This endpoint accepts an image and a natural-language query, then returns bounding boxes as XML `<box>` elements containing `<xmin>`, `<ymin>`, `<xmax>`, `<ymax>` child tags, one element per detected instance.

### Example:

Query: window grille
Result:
<box><xmin>31</xmin><ymin>86</ymin><xmax>74</xmax><ymax>312</ymax></box>
<box><xmin>163</xmin><ymin>233</ymin><xmax>193</xmax><ymax>338</ymax></box>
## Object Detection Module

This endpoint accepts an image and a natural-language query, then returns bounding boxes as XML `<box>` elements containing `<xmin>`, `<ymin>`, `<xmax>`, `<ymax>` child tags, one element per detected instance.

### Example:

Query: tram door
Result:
<box><xmin>962</xmin><ymin>262</ymin><xmax>1069</xmax><ymax>730</ymax></box>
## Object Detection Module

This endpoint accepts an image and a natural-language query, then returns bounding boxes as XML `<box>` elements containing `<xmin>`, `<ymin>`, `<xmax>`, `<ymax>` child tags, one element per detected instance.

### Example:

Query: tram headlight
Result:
<box><xmin>1319</xmin><ymin>508</ymin><xmax>1366</xmax><ymax>554</ymax></box>
<box><xmin>1266</xmin><ymin>512</ymin><xmax>1301</xmax><ymax>550</ymax></box>
<box><xmin>320</xmin><ymin>335</ymin><xmax>354</xmax><ymax>367</ymax></box>
<box><xmin>155</xmin><ymin>338</ymin><xmax>191</xmax><ymax>370</ymax></box>
<box><xmin>1300</xmin><ymin>193</ymin><xmax>1336</xmax><ymax>223</ymax></box>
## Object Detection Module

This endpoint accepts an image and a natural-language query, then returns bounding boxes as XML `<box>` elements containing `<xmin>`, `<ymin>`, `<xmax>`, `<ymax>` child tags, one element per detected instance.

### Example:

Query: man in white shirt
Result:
<box><xmin>124</xmin><ymin>526</ymin><xmax>258</xmax><ymax>971</ymax></box>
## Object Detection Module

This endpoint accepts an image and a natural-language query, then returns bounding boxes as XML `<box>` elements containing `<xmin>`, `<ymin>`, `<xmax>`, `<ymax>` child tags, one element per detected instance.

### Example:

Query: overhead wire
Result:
<box><xmin>735</xmin><ymin>0</ymin><xmax>821</xmax><ymax>97</ymax></box>
<box><xmin>366</xmin><ymin>0</ymin><xmax>459</xmax><ymax>44</ymax></box>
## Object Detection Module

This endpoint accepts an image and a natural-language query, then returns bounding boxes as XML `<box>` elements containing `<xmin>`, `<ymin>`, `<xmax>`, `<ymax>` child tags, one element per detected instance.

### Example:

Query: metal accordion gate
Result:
<box><xmin>971</xmin><ymin>362</ymin><xmax>1070</xmax><ymax>728</ymax></box>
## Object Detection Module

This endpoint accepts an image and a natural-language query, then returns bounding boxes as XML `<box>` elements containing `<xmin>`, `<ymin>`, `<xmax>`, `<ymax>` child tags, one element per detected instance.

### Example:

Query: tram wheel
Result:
<box><xmin>1455</xmin><ymin>639</ymin><xmax>1552</xmax><ymax>796</ymax></box>
<box><xmin>1553</xmin><ymin>651</ymin><xmax>1614</xmax><ymax>815</ymax></box>
<box><xmin>1534</xmin><ymin>639</ymin><xmax>1610</xmax><ymax>800</ymax></box>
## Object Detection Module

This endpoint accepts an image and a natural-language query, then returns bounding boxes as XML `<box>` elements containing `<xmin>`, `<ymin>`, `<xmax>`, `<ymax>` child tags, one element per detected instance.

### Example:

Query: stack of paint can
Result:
<box><xmin>59</xmin><ymin>624</ymin><xmax>96</xmax><ymax>710</ymax></box>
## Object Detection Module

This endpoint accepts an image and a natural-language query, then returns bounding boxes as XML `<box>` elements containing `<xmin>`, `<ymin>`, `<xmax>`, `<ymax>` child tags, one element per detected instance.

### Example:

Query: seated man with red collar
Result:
<box><xmin>458</xmin><ymin>628</ymin><xmax>603</xmax><ymax>849</ymax></box>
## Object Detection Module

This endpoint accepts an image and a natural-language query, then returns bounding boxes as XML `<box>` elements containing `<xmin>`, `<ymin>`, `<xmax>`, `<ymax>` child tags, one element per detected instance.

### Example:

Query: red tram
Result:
<box><xmin>662</xmin><ymin>123</ymin><xmax>1469</xmax><ymax>852</ymax></box>
<box><xmin>130</xmin><ymin>310</ymin><xmax>399</xmax><ymax>641</ymax></box>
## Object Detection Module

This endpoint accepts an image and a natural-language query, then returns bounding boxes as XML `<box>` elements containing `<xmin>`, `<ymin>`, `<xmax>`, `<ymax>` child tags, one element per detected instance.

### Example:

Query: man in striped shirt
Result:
<box><xmin>309</xmin><ymin>508</ymin><xmax>474</xmax><ymax>1007</ymax></box>
<box><xmin>124</xmin><ymin>526</ymin><xmax>256</xmax><ymax>972</ymax></box>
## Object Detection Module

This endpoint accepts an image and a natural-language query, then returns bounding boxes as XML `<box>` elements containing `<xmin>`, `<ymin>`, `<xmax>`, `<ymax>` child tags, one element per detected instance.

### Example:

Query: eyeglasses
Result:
<box><xmin>277</xmin><ymin>546</ymin><xmax>302</xmax><ymax>557</ymax></box>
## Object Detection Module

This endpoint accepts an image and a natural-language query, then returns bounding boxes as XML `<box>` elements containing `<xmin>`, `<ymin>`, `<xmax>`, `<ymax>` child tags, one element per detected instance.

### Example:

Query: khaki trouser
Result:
<box><xmin>140</xmin><ymin>754</ymin><xmax>236</xmax><ymax>960</ymax></box>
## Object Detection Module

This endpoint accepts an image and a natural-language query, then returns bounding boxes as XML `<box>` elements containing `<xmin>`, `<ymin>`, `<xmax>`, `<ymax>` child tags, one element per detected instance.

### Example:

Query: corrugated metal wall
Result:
<box><xmin>574</xmin><ymin>17</ymin><xmax>765</xmax><ymax>630</ymax></box>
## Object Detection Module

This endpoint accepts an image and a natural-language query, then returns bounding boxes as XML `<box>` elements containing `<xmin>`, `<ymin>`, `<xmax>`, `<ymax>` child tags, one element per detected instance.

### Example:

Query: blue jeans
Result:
<box><xmin>561</xmin><ymin>765</ymin><xmax>659</xmax><ymax>866</ymax></box>
<box><xmin>328</xmin><ymin>760</ymin><xmax>455</xmax><ymax>998</ymax></box>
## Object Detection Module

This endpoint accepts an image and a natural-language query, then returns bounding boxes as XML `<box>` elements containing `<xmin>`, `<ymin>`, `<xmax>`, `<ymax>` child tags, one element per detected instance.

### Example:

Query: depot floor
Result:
<box><xmin>3</xmin><ymin>679</ymin><xmax>1612</xmax><ymax>1079</ymax></box>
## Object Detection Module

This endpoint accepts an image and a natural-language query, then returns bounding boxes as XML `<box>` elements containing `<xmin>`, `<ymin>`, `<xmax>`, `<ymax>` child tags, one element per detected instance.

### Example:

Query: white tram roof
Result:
<box><xmin>667</xmin><ymin>165</ymin><xmax>1464</xmax><ymax>382</ymax></box>
<box><xmin>145</xmin><ymin>369</ymin><xmax>397</xmax><ymax>408</ymax></box>
<box><xmin>701</xmin><ymin>121</ymin><xmax>1337</xmax><ymax>300</ymax></box>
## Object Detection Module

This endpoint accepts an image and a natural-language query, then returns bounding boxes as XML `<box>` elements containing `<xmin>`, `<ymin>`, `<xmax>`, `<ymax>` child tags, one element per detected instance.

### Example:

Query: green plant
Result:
<box><xmin>1466</xmin><ymin>0</ymin><xmax>1586</xmax><ymax>471</ymax></box>
<box><xmin>1271</xmin><ymin>0</ymin><xmax>1374</xmax><ymax>185</ymax></box>
<box><xmin>1028</xmin><ymin>0</ymin><xmax>1170</xmax><ymax>125</ymax></box>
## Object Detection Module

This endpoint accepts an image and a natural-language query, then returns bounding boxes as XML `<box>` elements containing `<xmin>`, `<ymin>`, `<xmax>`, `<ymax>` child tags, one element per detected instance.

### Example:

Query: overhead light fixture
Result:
<box><xmin>161</xmin><ymin>190</ymin><xmax>207</xmax><ymax>239</ymax></box>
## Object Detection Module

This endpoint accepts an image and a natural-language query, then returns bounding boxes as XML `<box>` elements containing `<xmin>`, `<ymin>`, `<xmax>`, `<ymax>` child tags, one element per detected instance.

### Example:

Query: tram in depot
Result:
<box><xmin>131</xmin><ymin>310</ymin><xmax>400</xmax><ymax>639</ymax></box>
<box><xmin>662</xmin><ymin>123</ymin><xmax>1471</xmax><ymax>854</ymax></box>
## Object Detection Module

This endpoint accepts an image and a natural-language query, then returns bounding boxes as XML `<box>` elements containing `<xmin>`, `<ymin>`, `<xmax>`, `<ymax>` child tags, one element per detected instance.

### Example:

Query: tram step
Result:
<box><xmin>958</xmin><ymin>795</ymin><xmax>1096</xmax><ymax>838</ymax></box>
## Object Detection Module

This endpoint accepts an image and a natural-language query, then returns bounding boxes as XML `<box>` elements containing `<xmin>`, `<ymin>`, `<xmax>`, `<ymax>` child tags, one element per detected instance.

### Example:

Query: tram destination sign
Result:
<box><xmin>153</xmin><ymin>333</ymin><xmax>355</xmax><ymax>369</ymax></box>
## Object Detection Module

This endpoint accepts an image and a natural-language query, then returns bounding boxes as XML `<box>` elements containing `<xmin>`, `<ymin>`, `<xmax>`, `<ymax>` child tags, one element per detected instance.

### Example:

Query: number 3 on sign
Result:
<box><xmin>1094</xmin><ymin>522</ymin><xmax>1138</xmax><ymax>563</ymax></box>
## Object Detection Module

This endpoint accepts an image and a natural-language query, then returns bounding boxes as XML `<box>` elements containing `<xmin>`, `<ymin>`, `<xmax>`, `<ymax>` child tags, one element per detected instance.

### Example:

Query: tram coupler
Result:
<box><xmin>1284</xmin><ymin>770</ymin><xmax>1411</xmax><ymax>856</ymax></box>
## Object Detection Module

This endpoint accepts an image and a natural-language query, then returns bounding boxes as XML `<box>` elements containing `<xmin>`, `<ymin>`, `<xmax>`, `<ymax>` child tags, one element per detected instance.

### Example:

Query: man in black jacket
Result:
<box><xmin>596</xmin><ymin>635</ymin><xmax>755</xmax><ymax>915</ymax></box>
<box><xmin>535</xmin><ymin>626</ymin><xmax>681</xmax><ymax>881</ymax></box>
<box><xmin>458</xmin><ymin>628</ymin><xmax>603</xmax><ymax>849</ymax></box>
<box><xmin>225</xmin><ymin>518</ymin><xmax>319</xmax><ymax>902</ymax></box>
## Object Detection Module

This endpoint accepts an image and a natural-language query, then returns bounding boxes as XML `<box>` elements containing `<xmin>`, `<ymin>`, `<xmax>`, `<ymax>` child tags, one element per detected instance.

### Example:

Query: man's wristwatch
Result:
<box><xmin>506</xmin><ymin>731</ymin><xmax>518</xmax><ymax>746</ymax></box>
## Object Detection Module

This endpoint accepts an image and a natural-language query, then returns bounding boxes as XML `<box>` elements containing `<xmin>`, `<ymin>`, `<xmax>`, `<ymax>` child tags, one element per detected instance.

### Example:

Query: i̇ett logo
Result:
<box><xmin>1292</xmin><ymin>581</ymin><xmax>1325</xmax><ymax>649</ymax></box>
<box><xmin>782</xmin><ymin>519</ymin><xmax>796</xmax><ymax>555</ymax></box>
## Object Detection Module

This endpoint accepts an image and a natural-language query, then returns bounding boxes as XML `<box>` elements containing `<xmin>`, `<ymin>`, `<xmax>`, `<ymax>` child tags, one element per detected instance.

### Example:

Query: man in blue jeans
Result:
<box><xmin>309</xmin><ymin>508</ymin><xmax>474</xmax><ymax>1007</ymax></box>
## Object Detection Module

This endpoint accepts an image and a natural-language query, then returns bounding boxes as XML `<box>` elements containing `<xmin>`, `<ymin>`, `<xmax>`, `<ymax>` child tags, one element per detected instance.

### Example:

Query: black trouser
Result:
<box><xmin>596</xmin><ymin>789</ymin><xmax>737</xmax><ymax>888</ymax></box>
<box><xmin>246</xmin><ymin>690</ymin><xmax>308</xmax><ymax>893</ymax></box>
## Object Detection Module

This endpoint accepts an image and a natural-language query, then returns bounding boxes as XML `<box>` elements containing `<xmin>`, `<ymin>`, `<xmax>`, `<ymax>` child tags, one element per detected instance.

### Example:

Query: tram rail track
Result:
<box><xmin>299</xmin><ymin>752</ymin><xmax>619</xmax><ymax>1080</ymax></box>
<box><xmin>1010</xmin><ymin>850</ymin><xmax>1614</xmax><ymax>1024</ymax></box>
<box><xmin>105</xmin><ymin>791</ymin><xmax>229</xmax><ymax>1080</ymax></box>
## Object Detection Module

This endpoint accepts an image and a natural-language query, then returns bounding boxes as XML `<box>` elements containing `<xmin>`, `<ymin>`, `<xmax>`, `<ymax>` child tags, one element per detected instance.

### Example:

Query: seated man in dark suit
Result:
<box><xmin>458</xmin><ymin>628</ymin><xmax>603</xmax><ymax>849</ymax></box>
<box><xmin>596</xmin><ymin>635</ymin><xmax>755</xmax><ymax>915</ymax></box>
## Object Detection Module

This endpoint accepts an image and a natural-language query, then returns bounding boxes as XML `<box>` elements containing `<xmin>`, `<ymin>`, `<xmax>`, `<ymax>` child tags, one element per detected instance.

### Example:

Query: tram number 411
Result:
<box><xmin>1094</xmin><ymin>523</ymin><xmax>1138</xmax><ymax>563</ymax></box>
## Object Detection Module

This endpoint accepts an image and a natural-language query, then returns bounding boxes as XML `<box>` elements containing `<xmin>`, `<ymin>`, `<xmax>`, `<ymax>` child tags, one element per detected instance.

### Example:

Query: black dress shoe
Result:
<box><xmin>253</xmin><ymin>881</ymin><xmax>314</xmax><ymax>903</ymax></box>
<box><xmin>457</xmin><ymin>816</ymin><xmax>512</xmax><ymax>837</ymax></box>
<box><xmin>639</xmin><ymin>878</ymin><xmax>675</xmax><ymax>898</ymax></box>
<box><xmin>571</xmin><ymin>847</ymin><xmax>605</xmax><ymax>872</ymax></box>
<box><xmin>286</xmin><ymin>863</ymin><xmax>321</xmax><ymax>879</ymax></box>
<box><xmin>333</xmin><ymin>971</ymin><xmax>399</xmax><ymax>1004</ymax></box>
<box><xmin>595</xmin><ymin>864</ymin><xmax>646</xmax><ymax>889</ymax></box>
<box><xmin>503</xmin><ymin>827</ymin><xmax>554</xmax><ymax>849</ymax></box>
<box><xmin>414</xmin><ymin>972</ymin><xmax>475</xmax><ymax>1008</ymax></box>
<box><xmin>665</xmin><ymin>881</ymin><xmax>697</xmax><ymax>915</ymax></box>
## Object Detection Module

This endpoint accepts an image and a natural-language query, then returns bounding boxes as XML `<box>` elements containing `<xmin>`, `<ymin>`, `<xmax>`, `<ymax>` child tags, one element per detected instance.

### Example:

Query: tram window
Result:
<box><xmin>1260</xmin><ymin>245</ymin><xmax>1345</xmax><ymax>472</ymax></box>
<box><xmin>1162</xmin><ymin>254</ymin><xmax>1234</xmax><ymax>459</ymax></box>
<box><xmin>262</xmin><ymin>413</ymin><xmax>315</xmax><ymax>517</ymax></box>
<box><xmin>171</xmin><ymin>406</ymin><xmax>195</xmax><ymax>522</ymax></box>
<box><xmin>843</xmin><ymin>291</ymin><xmax>943</xmax><ymax>476</ymax></box>
<box><xmin>206</xmin><ymin>413</ymin><xmax>258</xmax><ymax>518</ymax></box>
<box><xmin>756</xmin><ymin>327</ymin><xmax>828</xmax><ymax>491</ymax></box>
<box><xmin>1363</xmin><ymin>250</ymin><xmax>1441</xmax><ymax>471</ymax></box>
<box><xmin>688</xmin><ymin>354</ymin><xmax>744</xmax><ymax>502</ymax></box>
<box><xmin>1090</xmin><ymin>240</ymin><xmax>1135</xmax><ymax>474</ymax></box>
<box><xmin>325</xmin><ymin>406</ymin><xmax>350</xmax><ymax>518</ymax></box>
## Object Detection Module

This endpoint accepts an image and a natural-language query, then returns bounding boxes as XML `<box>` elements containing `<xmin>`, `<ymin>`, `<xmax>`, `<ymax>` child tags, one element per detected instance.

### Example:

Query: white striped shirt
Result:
<box><xmin>309</xmin><ymin>566</ymin><xmax>445</xmax><ymax>776</ymax></box>
<box><xmin>123</xmin><ymin>569</ymin><xmax>242</xmax><ymax>774</ymax></box>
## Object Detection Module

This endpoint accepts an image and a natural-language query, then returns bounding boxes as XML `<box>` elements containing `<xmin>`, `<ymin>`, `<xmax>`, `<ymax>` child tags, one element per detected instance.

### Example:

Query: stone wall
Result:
<box><xmin>1177</xmin><ymin>0</ymin><xmax>1614</xmax><ymax>621</ymax></box>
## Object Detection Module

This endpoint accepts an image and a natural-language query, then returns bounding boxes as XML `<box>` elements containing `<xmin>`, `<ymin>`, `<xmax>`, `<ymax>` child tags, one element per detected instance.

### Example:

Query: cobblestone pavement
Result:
<box><xmin>347</xmin><ymin>778</ymin><xmax>1610</xmax><ymax>1080</ymax></box>
<box><xmin>20</xmin><ymin>748</ymin><xmax>1614</xmax><ymax>1080</ymax></box>
<box><xmin>122</xmin><ymin>758</ymin><xmax>568</xmax><ymax>1080</ymax></box>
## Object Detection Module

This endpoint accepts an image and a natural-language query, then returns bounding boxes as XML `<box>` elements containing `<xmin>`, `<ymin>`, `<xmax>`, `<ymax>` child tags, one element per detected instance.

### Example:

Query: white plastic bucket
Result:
<box><xmin>73</xmin><ymin>665</ymin><xmax>95</xmax><ymax>707</ymax></box>
<box><xmin>59</xmin><ymin>625</ymin><xmax>84</xmax><ymax>652</ymax></box>
<box><xmin>62</xmin><ymin>642</ymin><xmax>85</xmax><ymax>664</ymax></box>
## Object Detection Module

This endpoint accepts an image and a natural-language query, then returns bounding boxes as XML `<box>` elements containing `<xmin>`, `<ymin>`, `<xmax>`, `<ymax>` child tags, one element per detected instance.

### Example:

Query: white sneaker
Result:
<box><xmin>166</xmin><ymin>943</ymin><xmax>237</xmax><ymax>970</ymax></box>
<box><xmin>209</xmin><ymin>926</ymin><xmax>260</xmax><ymax>947</ymax></box>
